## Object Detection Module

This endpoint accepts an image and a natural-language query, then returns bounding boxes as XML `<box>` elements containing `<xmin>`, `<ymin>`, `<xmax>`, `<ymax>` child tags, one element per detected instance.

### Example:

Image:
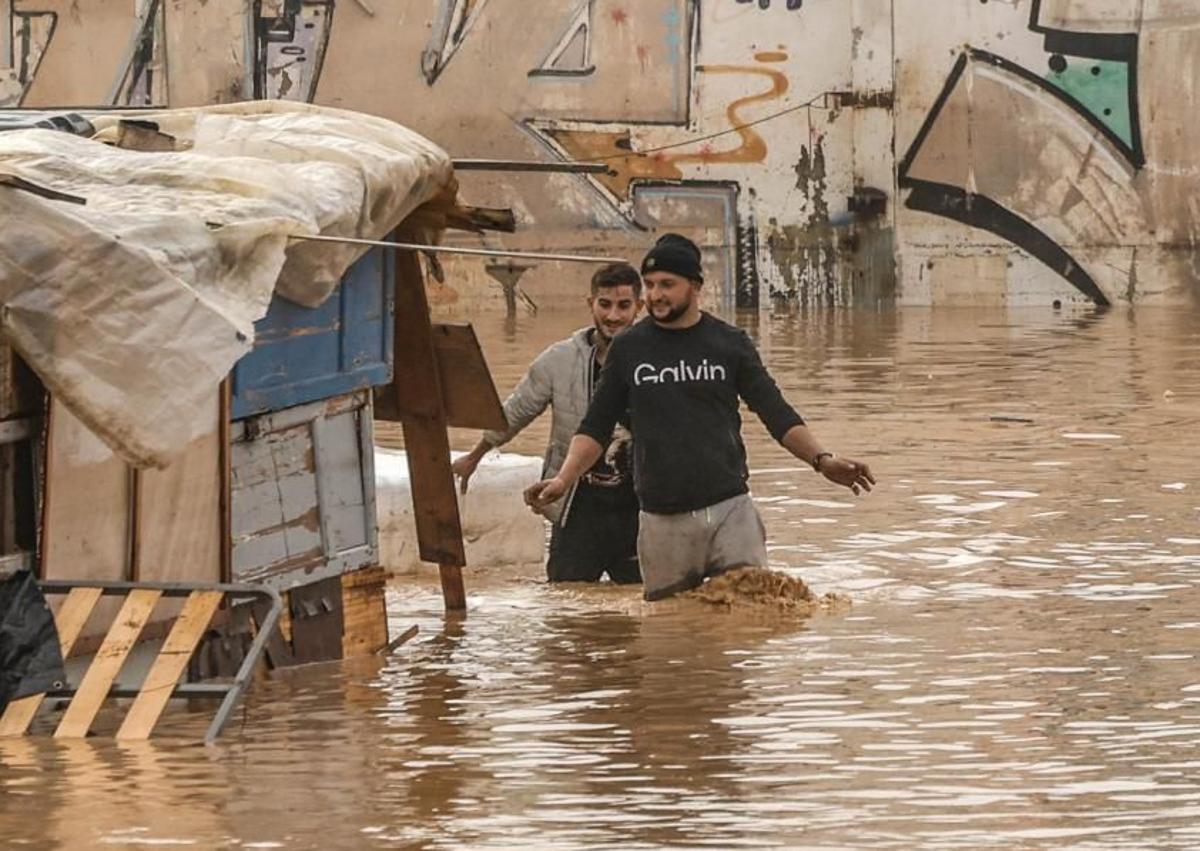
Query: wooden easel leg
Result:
<box><xmin>438</xmin><ymin>563</ymin><xmax>466</xmax><ymax>611</ymax></box>
<box><xmin>390</xmin><ymin>244</ymin><xmax>468</xmax><ymax>612</ymax></box>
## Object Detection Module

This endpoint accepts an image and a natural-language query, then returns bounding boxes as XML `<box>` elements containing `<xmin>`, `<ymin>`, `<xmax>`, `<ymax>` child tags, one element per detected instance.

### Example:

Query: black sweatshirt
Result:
<box><xmin>577</xmin><ymin>313</ymin><xmax>805</xmax><ymax>514</ymax></box>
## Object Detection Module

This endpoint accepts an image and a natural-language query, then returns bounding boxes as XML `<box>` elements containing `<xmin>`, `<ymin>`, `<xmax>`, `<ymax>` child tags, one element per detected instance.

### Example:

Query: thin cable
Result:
<box><xmin>592</xmin><ymin>93</ymin><xmax>829</xmax><ymax>161</ymax></box>
<box><xmin>288</xmin><ymin>233</ymin><xmax>627</xmax><ymax>265</ymax></box>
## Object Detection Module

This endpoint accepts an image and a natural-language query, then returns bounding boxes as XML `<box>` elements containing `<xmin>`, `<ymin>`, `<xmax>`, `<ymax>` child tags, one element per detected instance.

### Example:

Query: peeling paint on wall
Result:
<box><xmin>767</xmin><ymin>142</ymin><xmax>837</xmax><ymax>306</ymax></box>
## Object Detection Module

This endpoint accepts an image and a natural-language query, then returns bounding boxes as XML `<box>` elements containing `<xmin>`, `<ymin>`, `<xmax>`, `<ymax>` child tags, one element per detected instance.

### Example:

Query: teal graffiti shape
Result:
<box><xmin>1046</xmin><ymin>57</ymin><xmax>1133</xmax><ymax>149</ymax></box>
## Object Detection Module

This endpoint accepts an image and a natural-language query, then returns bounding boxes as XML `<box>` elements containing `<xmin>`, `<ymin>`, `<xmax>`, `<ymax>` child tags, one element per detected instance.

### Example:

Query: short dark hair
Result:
<box><xmin>590</xmin><ymin>262</ymin><xmax>642</xmax><ymax>297</ymax></box>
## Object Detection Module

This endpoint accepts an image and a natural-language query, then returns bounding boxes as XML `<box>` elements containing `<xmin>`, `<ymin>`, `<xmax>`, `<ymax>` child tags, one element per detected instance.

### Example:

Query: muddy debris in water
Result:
<box><xmin>685</xmin><ymin>567</ymin><xmax>850</xmax><ymax>614</ymax></box>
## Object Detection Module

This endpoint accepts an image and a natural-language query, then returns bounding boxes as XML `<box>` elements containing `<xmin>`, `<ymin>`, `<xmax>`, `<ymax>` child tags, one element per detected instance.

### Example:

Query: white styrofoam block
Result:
<box><xmin>375</xmin><ymin>448</ymin><xmax>546</xmax><ymax>574</ymax></box>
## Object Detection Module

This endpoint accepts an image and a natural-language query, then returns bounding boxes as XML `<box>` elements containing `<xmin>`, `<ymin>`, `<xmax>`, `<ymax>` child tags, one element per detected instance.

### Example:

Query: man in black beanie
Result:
<box><xmin>525</xmin><ymin>233</ymin><xmax>875</xmax><ymax>600</ymax></box>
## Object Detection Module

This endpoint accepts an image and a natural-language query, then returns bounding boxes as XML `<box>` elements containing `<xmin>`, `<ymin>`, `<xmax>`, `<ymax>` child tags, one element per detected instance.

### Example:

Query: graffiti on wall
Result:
<box><xmin>736</xmin><ymin>0</ymin><xmax>803</xmax><ymax>9</ymax></box>
<box><xmin>0</xmin><ymin>1</ymin><xmax>55</xmax><ymax>107</ymax></box>
<box><xmin>422</xmin><ymin>0</ymin><xmax>491</xmax><ymax>85</ymax></box>
<box><xmin>530</xmin><ymin>0</ymin><xmax>594</xmax><ymax>77</ymax></box>
<box><xmin>257</xmin><ymin>0</ymin><xmax>334</xmax><ymax>102</ymax></box>
<box><xmin>15</xmin><ymin>1</ymin><xmax>1191</xmax><ymax>306</ymax></box>
<box><xmin>900</xmin><ymin>0</ymin><xmax>1197</xmax><ymax>305</ymax></box>
<box><xmin>3</xmin><ymin>0</ymin><xmax>882</xmax><ymax>310</ymax></box>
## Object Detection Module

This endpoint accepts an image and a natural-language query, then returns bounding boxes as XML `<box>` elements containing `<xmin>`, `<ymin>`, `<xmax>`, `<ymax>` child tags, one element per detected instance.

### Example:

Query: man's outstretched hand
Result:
<box><xmin>451</xmin><ymin>453</ymin><xmax>480</xmax><ymax>494</ymax></box>
<box><xmin>524</xmin><ymin>477</ymin><xmax>567</xmax><ymax>510</ymax></box>
<box><xmin>819</xmin><ymin>456</ymin><xmax>876</xmax><ymax>496</ymax></box>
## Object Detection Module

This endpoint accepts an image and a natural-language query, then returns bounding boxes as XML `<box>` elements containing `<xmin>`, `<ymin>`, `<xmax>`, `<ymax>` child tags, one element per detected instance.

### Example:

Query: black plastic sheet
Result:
<box><xmin>0</xmin><ymin>570</ymin><xmax>65</xmax><ymax>713</ymax></box>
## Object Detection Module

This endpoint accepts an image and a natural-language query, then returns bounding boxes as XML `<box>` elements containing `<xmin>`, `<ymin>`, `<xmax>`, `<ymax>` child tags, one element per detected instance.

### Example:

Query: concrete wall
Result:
<box><xmin>4</xmin><ymin>0</ymin><xmax>1196</xmax><ymax>309</ymax></box>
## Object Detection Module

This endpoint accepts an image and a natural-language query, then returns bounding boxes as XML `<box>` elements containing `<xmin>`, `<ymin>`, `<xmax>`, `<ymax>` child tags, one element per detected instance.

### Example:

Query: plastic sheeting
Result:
<box><xmin>376</xmin><ymin>448</ymin><xmax>546</xmax><ymax>575</ymax></box>
<box><xmin>0</xmin><ymin>570</ymin><xmax>65</xmax><ymax>713</ymax></box>
<box><xmin>0</xmin><ymin>101</ymin><xmax>453</xmax><ymax>468</ymax></box>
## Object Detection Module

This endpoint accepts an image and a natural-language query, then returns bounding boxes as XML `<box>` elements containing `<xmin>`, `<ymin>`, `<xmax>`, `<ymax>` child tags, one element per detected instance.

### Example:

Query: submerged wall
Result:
<box><xmin>5</xmin><ymin>0</ymin><xmax>1196</xmax><ymax>308</ymax></box>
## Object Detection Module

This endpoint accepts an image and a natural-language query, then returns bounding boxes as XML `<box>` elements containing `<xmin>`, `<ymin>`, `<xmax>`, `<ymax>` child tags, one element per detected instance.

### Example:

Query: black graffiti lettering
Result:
<box><xmin>736</xmin><ymin>0</ymin><xmax>803</xmax><ymax>9</ymax></box>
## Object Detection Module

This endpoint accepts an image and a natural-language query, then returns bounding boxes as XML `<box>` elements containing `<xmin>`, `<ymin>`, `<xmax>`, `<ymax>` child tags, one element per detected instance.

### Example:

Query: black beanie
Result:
<box><xmin>640</xmin><ymin>233</ymin><xmax>703</xmax><ymax>282</ymax></box>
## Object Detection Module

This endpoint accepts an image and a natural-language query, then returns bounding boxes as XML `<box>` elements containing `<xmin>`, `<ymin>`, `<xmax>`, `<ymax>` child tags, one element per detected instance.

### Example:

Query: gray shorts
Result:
<box><xmin>637</xmin><ymin>493</ymin><xmax>768</xmax><ymax>601</ymax></box>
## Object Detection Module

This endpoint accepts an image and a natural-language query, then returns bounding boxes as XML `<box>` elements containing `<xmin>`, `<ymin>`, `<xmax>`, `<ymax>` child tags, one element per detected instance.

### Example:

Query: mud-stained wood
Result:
<box><xmin>377</xmin><ymin>624</ymin><xmax>419</xmax><ymax>656</ymax></box>
<box><xmin>114</xmin><ymin>120</ymin><xmax>176</xmax><ymax>152</ymax></box>
<box><xmin>231</xmin><ymin>393</ymin><xmax>375</xmax><ymax>589</ymax></box>
<box><xmin>55</xmin><ymin>588</ymin><xmax>162</xmax><ymax>739</ymax></box>
<box><xmin>135</xmin><ymin>390</ymin><xmax>223</xmax><ymax>587</ymax></box>
<box><xmin>288</xmin><ymin>575</ymin><xmax>344</xmax><ymax>664</ymax></box>
<box><xmin>375</xmin><ymin>322</ymin><xmax>505</xmax><ymax>432</ymax></box>
<box><xmin>230</xmin><ymin>418</ymin><xmax>324</xmax><ymax>583</ymax></box>
<box><xmin>431</xmin><ymin>323</ymin><xmax>506</xmax><ymax>431</ymax></box>
<box><xmin>390</xmin><ymin>246</ymin><xmax>467</xmax><ymax>607</ymax></box>
<box><xmin>116</xmin><ymin>590</ymin><xmax>223</xmax><ymax>740</ymax></box>
<box><xmin>0</xmin><ymin>586</ymin><xmax>102</xmax><ymax>736</ymax></box>
<box><xmin>341</xmin><ymin>565</ymin><xmax>388</xmax><ymax>658</ymax></box>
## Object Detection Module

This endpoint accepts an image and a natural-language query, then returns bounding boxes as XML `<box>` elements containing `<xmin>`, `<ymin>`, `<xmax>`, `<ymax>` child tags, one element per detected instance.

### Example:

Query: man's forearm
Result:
<box><xmin>779</xmin><ymin>424</ymin><xmax>827</xmax><ymax>467</ymax></box>
<box><xmin>465</xmin><ymin>438</ymin><xmax>492</xmax><ymax>463</ymax></box>
<box><xmin>554</xmin><ymin>434</ymin><xmax>604</xmax><ymax>486</ymax></box>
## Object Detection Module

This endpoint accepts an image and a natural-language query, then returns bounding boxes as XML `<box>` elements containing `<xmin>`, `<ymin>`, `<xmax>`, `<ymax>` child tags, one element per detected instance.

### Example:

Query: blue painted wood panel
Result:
<box><xmin>231</xmin><ymin>247</ymin><xmax>394</xmax><ymax>420</ymax></box>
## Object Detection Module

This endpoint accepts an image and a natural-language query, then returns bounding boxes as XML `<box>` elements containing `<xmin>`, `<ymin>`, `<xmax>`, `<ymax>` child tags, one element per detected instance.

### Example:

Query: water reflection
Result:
<box><xmin>4</xmin><ymin>306</ymin><xmax>1200</xmax><ymax>849</ymax></box>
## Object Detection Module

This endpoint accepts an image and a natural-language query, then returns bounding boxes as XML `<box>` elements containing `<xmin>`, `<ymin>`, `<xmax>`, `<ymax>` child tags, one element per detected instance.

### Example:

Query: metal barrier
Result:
<box><xmin>0</xmin><ymin>579</ymin><xmax>282</xmax><ymax>744</ymax></box>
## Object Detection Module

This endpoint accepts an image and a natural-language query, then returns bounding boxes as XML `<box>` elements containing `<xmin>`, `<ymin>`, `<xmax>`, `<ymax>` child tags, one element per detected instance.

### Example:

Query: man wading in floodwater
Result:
<box><xmin>454</xmin><ymin>263</ymin><xmax>644</xmax><ymax>584</ymax></box>
<box><xmin>525</xmin><ymin>234</ymin><xmax>876</xmax><ymax>601</ymax></box>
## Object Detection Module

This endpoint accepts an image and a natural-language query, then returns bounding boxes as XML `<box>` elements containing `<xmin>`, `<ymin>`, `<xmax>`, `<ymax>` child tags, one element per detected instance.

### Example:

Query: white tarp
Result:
<box><xmin>375</xmin><ymin>449</ymin><xmax>546</xmax><ymax>575</ymax></box>
<box><xmin>0</xmin><ymin>101</ymin><xmax>453</xmax><ymax>468</ymax></box>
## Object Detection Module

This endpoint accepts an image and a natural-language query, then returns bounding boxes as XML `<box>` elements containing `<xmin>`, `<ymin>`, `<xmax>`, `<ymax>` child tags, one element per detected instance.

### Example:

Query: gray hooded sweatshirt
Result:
<box><xmin>482</xmin><ymin>327</ymin><xmax>600</xmax><ymax>524</ymax></box>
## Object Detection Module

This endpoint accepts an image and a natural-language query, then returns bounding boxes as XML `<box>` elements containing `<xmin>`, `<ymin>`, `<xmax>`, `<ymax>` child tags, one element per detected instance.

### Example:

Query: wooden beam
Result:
<box><xmin>390</xmin><ymin>244</ymin><xmax>467</xmax><ymax>610</ymax></box>
<box><xmin>219</xmin><ymin>380</ymin><xmax>232</xmax><ymax>585</ymax></box>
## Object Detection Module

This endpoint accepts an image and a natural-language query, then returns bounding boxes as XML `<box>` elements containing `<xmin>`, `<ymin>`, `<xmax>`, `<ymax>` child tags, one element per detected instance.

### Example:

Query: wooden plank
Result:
<box><xmin>0</xmin><ymin>586</ymin><xmax>102</xmax><ymax>736</ymax></box>
<box><xmin>390</xmin><ymin>245</ymin><xmax>467</xmax><ymax>610</ymax></box>
<box><xmin>219</xmin><ymin>380</ymin><xmax>232</xmax><ymax>585</ymax></box>
<box><xmin>41</xmin><ymin>401</ymin><xmax>131</xmax><ymax>584</ymax></box>
<box><xmin>116</xmin><ymin>590</ymin><xmax>223</xmax><ymax>740</ymax></box>
<box><xmin>54</xmin><ymin>589</ymin><xmax>161</xmax><ymax>739</ymax></box>
<box><xmin>288</xmin><ymin>575</ymin><xmax>345</xmax><ymax>664</ymax></box>
<box><xmin>434</xmin><ymin>323</ymin><xmax>506</xmax><ymax>430</ymax></box>
<box><xmin>136</xmin><ymin>390</ymin><xmax>223</xmax><ymax>586</ymax></box>
<box><xmin>374</xmin><ymin>323</ymin><xmax>505</xmax><ymax>430</ymax></box>
<box><xmin>341</xmin><ymin>566</ymin><xmax>388</xmax><ymax>659</ymax></box>
<box><xmin>377</xmin><ymin>624</ymin><xmax>419</xmax><ymax>656</ymax></box>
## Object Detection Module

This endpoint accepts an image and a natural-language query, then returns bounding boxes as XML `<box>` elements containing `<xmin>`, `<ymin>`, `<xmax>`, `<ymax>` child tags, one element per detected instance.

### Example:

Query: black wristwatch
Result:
<box><xmin>811</xmin><ymin>451</ymin><xmax>834</xmax><ymax>472</ymax></box>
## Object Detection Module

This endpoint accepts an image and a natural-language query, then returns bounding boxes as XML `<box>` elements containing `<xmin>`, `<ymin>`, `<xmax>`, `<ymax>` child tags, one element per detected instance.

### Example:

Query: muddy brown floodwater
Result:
<box><xmin>3</xmin><ymin>306</ymin><xmax>1200</xmax><ymax>850</ymax></box>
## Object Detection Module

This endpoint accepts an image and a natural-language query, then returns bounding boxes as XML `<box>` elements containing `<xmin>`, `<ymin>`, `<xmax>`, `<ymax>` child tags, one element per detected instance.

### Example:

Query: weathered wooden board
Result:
<box><xmin>135</xmin><ymin>390</ymin><xmax>223</xmax><ymax>586</ymax></box>
<box><xmin>375</xmin><ymin>322</ymin><xmax>505</xmax><ymax>432</ymax></box>
<box><xmin>390</xmin><ymin>246</ymin><xmax>466</xmax><ymax>609</ymax></box>
<box><xmin>289</xmin><ymin>575</ymin><xmax>344</xmax><ymax>664</ymax></box>
<box><xmin>55</xmin><ymin>589</ymin><xmax>162</xmax><ymax>739</ymax></box>
<box><xmin>41</xmin><ymin>401</ymin><xmax>131</xmax><ymax>585</ymax></box>
<box><xmin>429</xmin><ymin>323</ymin><xmax>506</xmax><ymax>431</ymax></box>
<box><xmin>116</xmin><ymin>590</ymin><xmax>223</xmax><ymax>740</ymax></box>
<box><xmin>231</xmin><ymin>248</ymin><xmax>394</xmax><ymax>420</ymax></box>
<box><xmin>230</xmin><ymin>392</ymin><xmax>376</xmax><ymax>590</ymax></box>
<box><xmin>341</xmin><ymin>565</ymin><xmax>388</xmax><ymax>658</ymax></box>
